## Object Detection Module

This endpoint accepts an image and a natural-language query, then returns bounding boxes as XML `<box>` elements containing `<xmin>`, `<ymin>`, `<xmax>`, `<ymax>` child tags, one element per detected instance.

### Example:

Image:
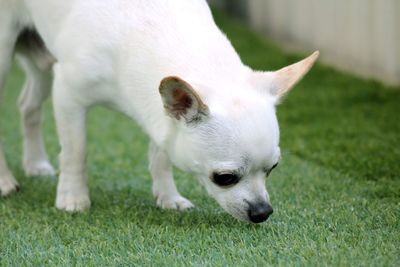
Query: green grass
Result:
<box><xmin>1</xmin><ymin>11</ymin><xmax>399</xmax><ymax>266</ymax></box>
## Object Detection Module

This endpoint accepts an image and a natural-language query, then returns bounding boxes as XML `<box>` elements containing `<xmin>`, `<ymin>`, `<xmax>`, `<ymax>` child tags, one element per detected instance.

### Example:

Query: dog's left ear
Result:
<box><xmin>159</xmin><ymin>76</ymin><xmax>209</xmax><ymax>123</ymax></box>
<box><xmin>251</xmin><ymin>51</ymin><xmax>319</xmax><ymax>102</ymax></box>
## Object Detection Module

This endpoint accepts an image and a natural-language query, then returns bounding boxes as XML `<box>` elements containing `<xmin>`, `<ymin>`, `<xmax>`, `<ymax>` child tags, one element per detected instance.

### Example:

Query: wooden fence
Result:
<box><xmin>210</xmin><ymin>0</ymin><xmax>400</xmax><ymax>86</ymax></box>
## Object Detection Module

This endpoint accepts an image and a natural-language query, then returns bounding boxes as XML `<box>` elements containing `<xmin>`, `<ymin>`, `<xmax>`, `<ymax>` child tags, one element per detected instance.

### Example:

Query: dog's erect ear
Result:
<box><xmin>251</xmin><ymin>51</ymin><xmax>319</xmax><ymax>101</ymax></box>
<box><xmin>159</xmin><ymin>76</ymin><xmax>209</xmax><ymax>123</ymax></box>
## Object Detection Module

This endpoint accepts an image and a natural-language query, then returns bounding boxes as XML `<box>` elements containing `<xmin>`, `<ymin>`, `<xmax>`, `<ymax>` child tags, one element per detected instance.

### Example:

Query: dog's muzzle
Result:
<box><xmin>247</xmin><ymin>202</ymin><xmax>273</xmax><ymax>223</ymax></box>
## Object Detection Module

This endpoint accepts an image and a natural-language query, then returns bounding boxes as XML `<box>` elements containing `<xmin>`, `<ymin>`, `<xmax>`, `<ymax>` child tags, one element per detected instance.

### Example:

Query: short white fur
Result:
<box><xmin>0</xmin><ymin>0</ymin><xmax>318</xmax><ymax>222</ymax></box>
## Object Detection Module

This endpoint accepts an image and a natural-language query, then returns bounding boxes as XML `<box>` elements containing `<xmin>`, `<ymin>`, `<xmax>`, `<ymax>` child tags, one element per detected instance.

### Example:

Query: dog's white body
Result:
<box><xmin>0</xmin><ymin>0</ymin><xmax>318</xmax><ymax>222</ymax></box>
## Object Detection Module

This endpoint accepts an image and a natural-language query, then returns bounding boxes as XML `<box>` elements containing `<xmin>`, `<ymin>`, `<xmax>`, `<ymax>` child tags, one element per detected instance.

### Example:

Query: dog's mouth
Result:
<box><xmin>223</xmin><ymin>201</ymin><xmax>273</xmax><ymax>223</ymax></box>
<box><xmin>223</xmin><ymin>202</ymin><xmax>252</xmax><ymax>222</ymax></box>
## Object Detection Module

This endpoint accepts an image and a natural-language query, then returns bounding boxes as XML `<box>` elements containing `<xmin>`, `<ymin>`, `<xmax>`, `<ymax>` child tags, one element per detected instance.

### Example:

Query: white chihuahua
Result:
<box><xmin>0</xmin><ymin>0</ymin><xmax>318</xmax><ymax>223</ymax></box>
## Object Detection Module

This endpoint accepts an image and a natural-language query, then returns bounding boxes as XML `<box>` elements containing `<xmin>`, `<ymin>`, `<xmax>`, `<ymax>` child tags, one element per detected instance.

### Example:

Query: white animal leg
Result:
<box><xmin>17</xmin><ymin>54</ymin><xmax>55</xmax><ymax>177</ymax></box>
<box><xmin>0</xmin><ymin>22</ymin><xmax>19</xmax><ymax>196</ymax></box>
<box><xmin>148</xmin><ymin>141</ymin><xmax>194</xmax><ymax>210</ymax></box>
<box><xmin>53</xmin><ymin>66</ymin><xmax>90</xmax><ymax>211</ymax></box>
<box><xmin>0</xmin><ymin>144</ymin><xmax>19</xmax><ymax>197</ymax></box>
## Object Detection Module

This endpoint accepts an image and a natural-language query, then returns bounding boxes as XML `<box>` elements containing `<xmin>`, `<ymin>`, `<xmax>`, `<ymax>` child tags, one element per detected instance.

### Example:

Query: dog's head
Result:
<box><xmin>159</xmin><ymin>52</ymin><xmax>319</xmax><ymax>223</ymax></box>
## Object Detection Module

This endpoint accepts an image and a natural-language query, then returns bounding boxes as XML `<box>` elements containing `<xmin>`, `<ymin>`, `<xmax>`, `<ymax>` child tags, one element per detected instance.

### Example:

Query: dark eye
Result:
<box><xmin>265</xmin><ymin>162</ymin><xmax>279</xmax><ymax>176</ymax></box>
<box><xmin>211</xmin><ymin>172</ymin><xmax>240</xmax><ymax>187</ymax></box>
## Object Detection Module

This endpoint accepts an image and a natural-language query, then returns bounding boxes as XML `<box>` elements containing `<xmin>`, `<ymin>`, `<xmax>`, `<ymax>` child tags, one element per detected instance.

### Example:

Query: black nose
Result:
<box><xmin>248</xmin><ymin>202</ymin><xmax>273</xmax><ymax>223</ymax></box>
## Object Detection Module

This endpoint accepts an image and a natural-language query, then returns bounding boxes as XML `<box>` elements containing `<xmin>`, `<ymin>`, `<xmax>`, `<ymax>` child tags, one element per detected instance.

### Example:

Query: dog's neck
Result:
<box><xmin>115</xmin><ymin>9</ymin><xmax>249</xmax><ymax>150</ymax></box>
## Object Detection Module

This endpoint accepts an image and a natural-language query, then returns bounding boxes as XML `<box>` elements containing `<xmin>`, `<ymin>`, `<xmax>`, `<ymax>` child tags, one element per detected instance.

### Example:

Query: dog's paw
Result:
<box><xmin>24</xmin><ymin>161</ymin><xmax>56</xmax><ymax>177</ymax></box>
<box><xmin>0</xmin><ymin>173</ymin><xmax>20</xmax><ymax>197</ymax></box>
<box><xmin>156</xmin><ymin>194</ymin><xmax>194</xmax><ymax>210</ymax></box>
<box><xmin>56</xmin><ymin>190</ymin><xmax>90</xmax><ymax>212</ymax></box>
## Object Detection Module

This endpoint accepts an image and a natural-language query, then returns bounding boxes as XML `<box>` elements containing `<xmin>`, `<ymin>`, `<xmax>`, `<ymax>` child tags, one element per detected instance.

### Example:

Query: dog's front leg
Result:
<box><xmin>148</xmin><ymin>142</ymin><xmax>194</xmax><ymax>210</ymax></box>
<box><xmin>0</xmin><ymin>22</ymin><xmax>20</xmax><ymax>196</ymax></box>
<box><xmin>53</xmin><ymin>68</ymin><xmax>90</xmax><ymax>212</ymax></box>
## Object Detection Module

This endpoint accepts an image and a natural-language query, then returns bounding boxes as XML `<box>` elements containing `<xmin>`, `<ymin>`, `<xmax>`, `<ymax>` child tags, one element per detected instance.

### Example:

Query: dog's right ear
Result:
<box><xmin>159</xmin><ymin>76</ymin><xmax>209</xmax><ymax>123</ymax></box>
<box><xmin>250</xmin><ymin>51</ymin><xmax>319</xmax><ymax>103</ymax></box>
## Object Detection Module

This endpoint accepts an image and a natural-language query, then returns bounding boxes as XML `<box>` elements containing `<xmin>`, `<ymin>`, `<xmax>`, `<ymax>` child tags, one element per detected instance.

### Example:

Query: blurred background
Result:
<box><xmin>209</xmin><ymin>0</ymin><xmax>400</xmax><ymax>86</ymax></box>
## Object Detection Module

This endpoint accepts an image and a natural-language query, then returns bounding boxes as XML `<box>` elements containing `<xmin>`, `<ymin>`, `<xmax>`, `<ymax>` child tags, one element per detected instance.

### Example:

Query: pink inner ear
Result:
<box><xmin>172</xmin><ymin>88</ymin><xmax>193</xmax><ymax>116</ymax></box>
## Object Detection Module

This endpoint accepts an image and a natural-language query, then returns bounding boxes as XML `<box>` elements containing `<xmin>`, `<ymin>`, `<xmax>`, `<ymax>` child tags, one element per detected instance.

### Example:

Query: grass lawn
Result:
<box><xmin>1</xmin><ymin>10</ymin><xmax>399</xmax><ymax>266</ymax></box>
